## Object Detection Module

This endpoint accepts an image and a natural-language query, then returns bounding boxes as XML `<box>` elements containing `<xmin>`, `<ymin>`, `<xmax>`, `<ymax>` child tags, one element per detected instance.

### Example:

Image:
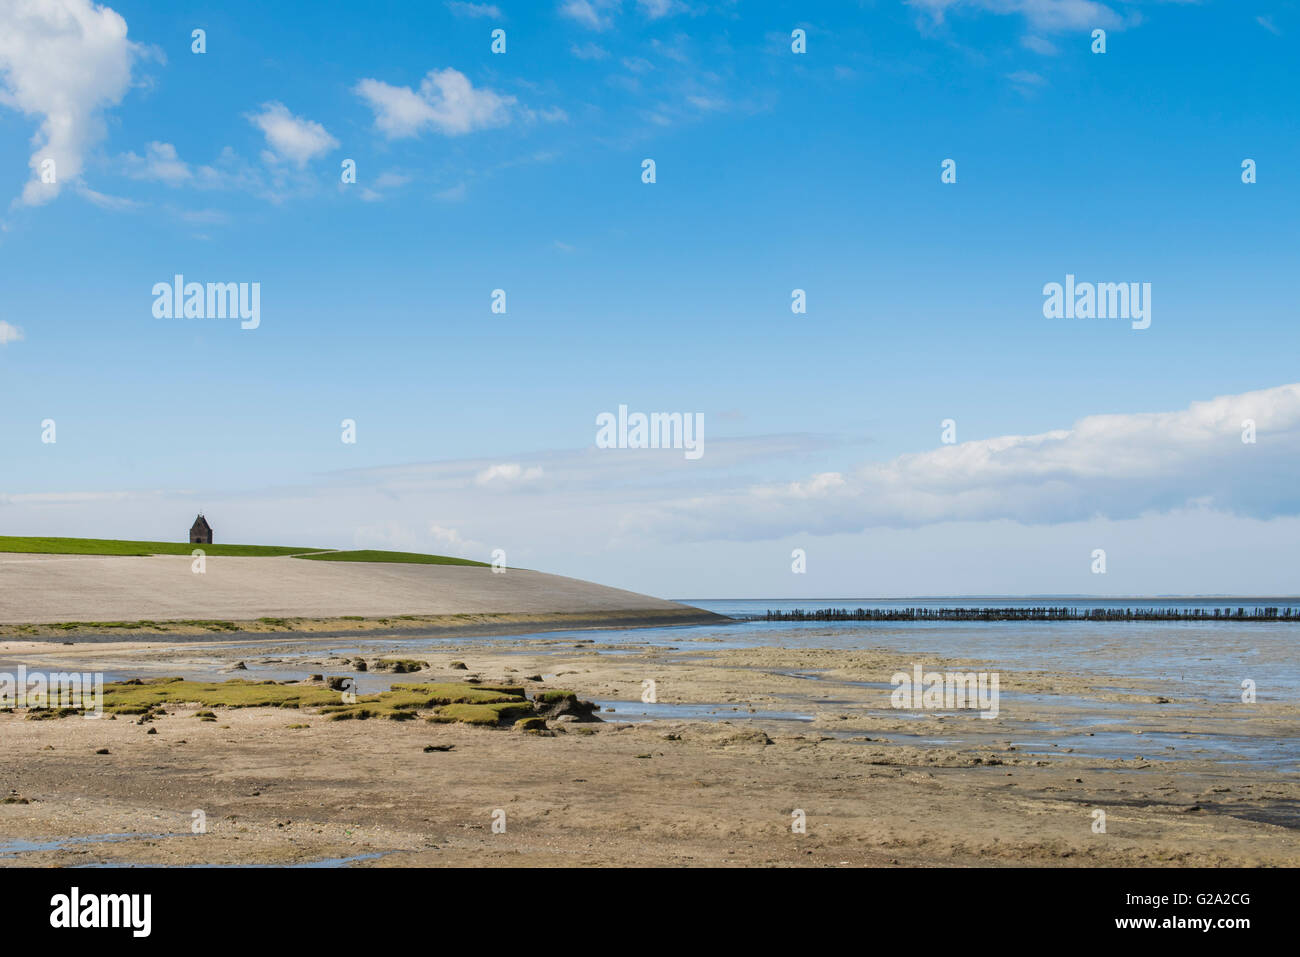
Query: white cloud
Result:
<box><xmin>355</xmin><ymin>69</ymin><xmax>516</xmax><ymax>138</ymax></box>
<box><xmin>75</xmin><ymin>184</ymin><xmax>139</xmax><ymax>209</ymax></box>
<box><xmin>475</xmin><ymin>463</ymin><xmax>545</xmax><ymax>486</ymax></box>
<box><xmin>687</xmin><ymin>94</ymin><xmax>727</xmax><ymax>112</ymax></box>
<box><xmin>1020</xmin><ymin>34</ymin><xmax>1057</xmax><ymax>54</ymax></box>
<box><xmin>349</xmin><ymin>520</ymin><xmax>484</xmax><ymax>558</ymax></box>
<box><xmin>637</xmin><ymin>383</ymin><xmax>1300</xmax><ymax>541</ymax></box>
<box><xmin>0</xmin><ymin>320</ymin><xmax>23</xmax><ymax>345</ymax></box>
<box><xmin>0</xmin><ymin>490</ymin><xmax>130</xmax><ymax>505</ymax></box>
<box><xmin>638</xmin><ymin>0</ymin><xmax>685</xmax><ymax>18</ymax></box>
<box><xmin>445</xmin><ymin>1</ymin><xmax>502</xmax><ymax>17</ymax></box>
<box><xmin>0</xmin><ymin>0</ymin><xmax>140</xmax><ymax>206</ymax></box>
<box><xmin>357</xmin><ymin>170</ymin><xmax>414</xmax><ymax>203</ymax></box>
<box><xmin>560</xmin><ymin>0</ymin><xmax>619</xmax><ymax>31</ymax></box>
<box><xmin>428</xmin><ymin>523</ymin><xmax>485</xmax><ymax>557</ymax></box>
<box><xmin>1006</xmin><ymin>70</ymin><xmax>1047</xmax><ymax>86</ymax></box>
<box><xmin>429</xmin><ymin>523</ymin><xmax>467</xmax><ymax>544</ymax></box>
<box><xmin>649</xmin><ymin>35</ymin><xmax>691</xmax><ymax>63</ymax></box>
<box><xmin>570</xmin><ymin>42</ymin><xmax>610</xmax><ymax>60</ymax></box>
<box><xmin>1256</xmin><ymin>16</ymin><xmax>1281</xmax><ymax>36</ymax></box>
<box><xmin>350</xmin><ymin>520</ymin><xmax>422</xmax><ymax>552</ymax></box>
<box><xmin>247</xmin><ymin>102</ymin><xmax>339</xmax><ymax>167</ymax></box>
<box><xmin>909</xmin><ymin>0</ymin><xmax>1123</xmax><ymax>32</ymax></box>
<box><xmin>533</xmin><ymin>106</ymin><xmax>569</xmax><ymax>123</ymax></box>
<box><xmin>123</xmin><ymin>141</ymin><xmax>192</xmax><ymax>183</ymax></box>
<box><xmin>130</xmin><ymin>146</ymin><xmax>281</xmax><ymax>200</ymax></box>
<box><xmin>175</xmin><ymin>207</ymin><xmax>230</xmax><ymax>225</ymax></box>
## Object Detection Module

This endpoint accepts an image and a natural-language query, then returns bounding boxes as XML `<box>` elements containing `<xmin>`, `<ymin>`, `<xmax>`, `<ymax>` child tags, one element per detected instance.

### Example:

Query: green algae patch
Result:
<box><xmin>65</xmin><ymin>676</ymin><xmax>555</xmax><ymax>728</ymax></box>
<box><xmin>37</xmin><ymin>619</ymin><xmax>242</xmax><ymax>632</ymax></box>
<box><xmin>533</xmin><ymin>690</ymin><xmax>578</xmax><ymax>703</ymax></box>
<box><xmin>99</xmin><ymin>677</ymin><xmax>342</xmax><ymax>715</ymax></box>
<box><xmin>321</xmin><ymin>681</ymin><xmax>533</xmax><ymax>723</ymax></box>
<box><xmin>531</xmin><ymin>689</ymin><xmax>601</xmax><ymax>722</ymax></box>
<box><xmin>318</xmin><ymin>687</ymin><xmax>439</xmax><ymax>721</ymax></box>
<box><xmin>381</xmin><ymin>682</ymin><xmax>525</xmax><ymax>703</ymax></box>
<box><xmin>427</xmin><ymin>702</ymin><xmax>535</xmax><ymax>726</ymax></box>
<box><xmin>26</xmin><ymin>707</ymin><xmax>81</xmax><ymax>720</ymax></box>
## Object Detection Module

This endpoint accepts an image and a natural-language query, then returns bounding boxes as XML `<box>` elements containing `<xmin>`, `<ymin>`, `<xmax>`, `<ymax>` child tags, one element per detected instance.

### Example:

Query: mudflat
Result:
<box><xmin>2</xmin><ymin>628</ymin><xmax>1296</xmax><ymax>867</ymax></box>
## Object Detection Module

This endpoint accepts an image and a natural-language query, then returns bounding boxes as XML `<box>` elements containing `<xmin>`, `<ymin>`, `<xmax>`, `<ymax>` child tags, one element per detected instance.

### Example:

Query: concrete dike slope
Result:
<box><xmin>0</xmin><ymin>552</ymin><xmax>720</xmax><ymax>632</ymax></box>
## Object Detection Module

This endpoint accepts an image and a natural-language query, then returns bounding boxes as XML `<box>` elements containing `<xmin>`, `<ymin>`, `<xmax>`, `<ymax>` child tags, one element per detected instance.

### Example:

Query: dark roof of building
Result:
<box><xmin>191</xmin><ymin>514</ymin><xmax>212</xmax><ymax>531</ymax></box>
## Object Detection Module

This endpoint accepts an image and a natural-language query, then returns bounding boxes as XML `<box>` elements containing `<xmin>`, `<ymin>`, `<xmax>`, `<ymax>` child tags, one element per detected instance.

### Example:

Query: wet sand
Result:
<box><xmin>2</xmin><ymin>629</ymin><xmax>1296</xmax><ymax>867</ymax></box>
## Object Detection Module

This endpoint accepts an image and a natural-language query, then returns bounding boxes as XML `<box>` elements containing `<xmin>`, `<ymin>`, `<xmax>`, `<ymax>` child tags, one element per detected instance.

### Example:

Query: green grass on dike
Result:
<box><xmin>294</xmin><ymin>549</ymin><xmax>489</xmax><ymax>567</ymax></box>
<box><xmin>0</xmin><ymin>536</ymin><xmax>488</xmax><ymax>566</ymax></box>
<box><xmin>0</xmin><ymin>536</ymin><xmax>314</xmax><ymax>557</ymax></box>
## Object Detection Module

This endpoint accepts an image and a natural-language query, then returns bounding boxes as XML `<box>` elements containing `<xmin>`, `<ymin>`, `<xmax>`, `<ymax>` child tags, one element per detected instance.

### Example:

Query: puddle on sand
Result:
<box><xmin>189</xmin><ymin>851</ymin><xmax>397</xmax><ymax>869</ymax></box>
<box><xmin>592</xmin><ymin>698</ymin><xmax>813</xmax><ymax>723</ymax></box>
<box><xmin>0</xmin><ymin>834</ymin><xmax>400</xmax><ymax>868</ymax></box>
<box><xmin>767</xmin><ymin>670</ymin><xmax>830</xmax><ymax>681</ymax></box>
<box><xmin>820</xmin><ymin>724</ymin><xmax>1296</xmax><ymax>769</ymax></box>
<box><xmin>767</xmin><ymin>673</ymin><xmax>1300</xmax><ymax>770</ymax></box>
<box><xmin>1085</xmin><ymin>796</ymin><xmax>1300</xmax><ymax>830</ymax></box>
<box><xmin>77</xmin><ymin>850</ymin><xmax>397</xmax><ymax>869</ymax></box>
<box><xmin>1004</xmin><ymin>728</ymin><xmax>1295</xmax><ymax>767</ymax></box>
<box><xmin>0</xmin><ymin>832</ymin><xmax>180</xmax><ymax>858</ymax></box>
<box><xmin>285</xmin><ymin>852</ymin><xmax>391</xmax><ymax>868</ymax></box>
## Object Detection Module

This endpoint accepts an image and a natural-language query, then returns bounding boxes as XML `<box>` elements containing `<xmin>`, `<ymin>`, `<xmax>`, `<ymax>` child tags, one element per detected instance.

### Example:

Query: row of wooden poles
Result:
<box><xmin>763</xmin><ymin>606</ymin><xmax>1300</xmax><ymax>622</ymax></box>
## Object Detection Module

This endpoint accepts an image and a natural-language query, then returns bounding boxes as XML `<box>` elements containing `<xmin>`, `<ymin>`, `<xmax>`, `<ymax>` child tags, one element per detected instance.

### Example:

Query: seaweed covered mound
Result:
<box><xmin>41</xmin><ymin>676</ymin><xmax>602</xmax><ymax>729</ymax></box>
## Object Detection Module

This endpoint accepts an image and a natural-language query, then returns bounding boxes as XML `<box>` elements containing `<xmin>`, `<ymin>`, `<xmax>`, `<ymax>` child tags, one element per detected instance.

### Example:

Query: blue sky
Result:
<box><xmin>2</xmin><ymin>0</ymin><xmax>1298</xmax><ymax>598</ymax></box>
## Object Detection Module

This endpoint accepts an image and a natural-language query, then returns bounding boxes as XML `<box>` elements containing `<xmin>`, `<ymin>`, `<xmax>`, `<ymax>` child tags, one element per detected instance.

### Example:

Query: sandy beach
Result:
<box><xmin>3</xmin><ymin>620</ymin><xmax>1296</xmax><ymax>867</ymax></box>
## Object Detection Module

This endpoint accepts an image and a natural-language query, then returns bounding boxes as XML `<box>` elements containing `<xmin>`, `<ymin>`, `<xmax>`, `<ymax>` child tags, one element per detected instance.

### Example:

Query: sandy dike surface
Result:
<box><xmin>2</xmin><ymin>627</ymin><xmax>1297</xmax><ymax>868</ymax></box>
<box><xmin>0</xmin><ymin>553</ymin><xmax>714</xmax><ymax>626</ymax></box>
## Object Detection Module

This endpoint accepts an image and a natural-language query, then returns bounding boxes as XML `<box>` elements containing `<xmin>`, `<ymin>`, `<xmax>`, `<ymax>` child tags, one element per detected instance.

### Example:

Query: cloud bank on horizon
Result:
<box><xmin>635</xmin><ymin>383</ymin><xmax>1300</xmax><ymax>542</ymax></box>
<box><xmin>5</xmin><ymin>381</ymin><xmax>1297</xmax><ymax>548</ymax></box>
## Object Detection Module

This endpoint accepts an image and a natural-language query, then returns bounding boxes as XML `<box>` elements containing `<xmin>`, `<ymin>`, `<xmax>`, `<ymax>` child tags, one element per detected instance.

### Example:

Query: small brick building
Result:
<box><xmin>189</xmin><ymin>514</ymin><xmax>213</xmax><ymax>545</ymax></box>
